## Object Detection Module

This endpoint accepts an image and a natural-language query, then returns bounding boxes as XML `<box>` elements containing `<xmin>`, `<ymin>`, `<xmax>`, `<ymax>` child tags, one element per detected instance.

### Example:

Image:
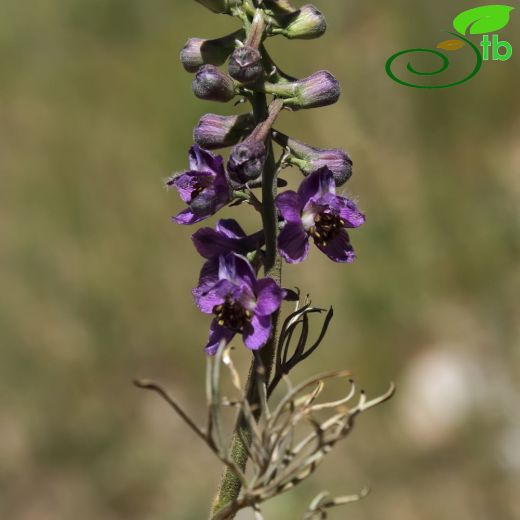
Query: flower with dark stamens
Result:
<box><xmin>195</xmin><ymin>253</ymin><xmax>286</xmax><ymax>354</ymax></box>
<box><xmin>272</xmin><ymin>131</ymin><xmax>352</xmax><ymax>186</ymax></box>
<box><xmin>274</xmin><ymin>5</ymin><xmax>327</xmax><ymax>40</ymax></box>
<box><xmin>192</xmin><ymin>219</ymin><xmax>266</xmax><ymax>307</ymax></box>
<box><xmin>194</xmin><ymin>112</ymin><xmax>255</xmax><ymax>149</ymax></box>
<box><xmin>167</xmin><ymin>145</ymin><xmax>231</xmax><ymax>225</ymax></box>
<box><xmin>192</xmin><ymin>65</ymin><xmax>236</xmax><ymax>103</ymax></box>
<box><xmin>263</xmin><ymin>70</ymin><xmax>340</xmax><ymax>109</ymax></box>
<box><xmin>180</xmin><ymin>31</ymin><xmax>243</xmax><ymax>73</ymax></box>
<box><xmin>276</xmin><ymin>167</ymin><xmax>365</xmax><ymax>263</ymax></box>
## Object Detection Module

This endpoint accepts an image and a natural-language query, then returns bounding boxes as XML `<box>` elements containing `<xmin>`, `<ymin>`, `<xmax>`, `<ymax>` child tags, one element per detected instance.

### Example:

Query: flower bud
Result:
<box><xmin>272</xmin><ymin>131</ymin><xmax>352</xmax><ymax>186</ymax></box>
<box><xmin>264</xmin><ymin>70</ymin><xmax>340</xmax><ymax>109</ymax></box>
<box><xmin>192</xmin><ymin>65</ymin><xmax>236</xmax><ymax>103</ymax></box>
<box><xmin>195</xmin><ymin>0</ymin><xmax>236</xmax><ymax>14</ymax></box>
<box><xmin>276</xmin><ymin>5</ymin><xmax>327</xmax><ymax>40</ymax></box>
<box><xmin>228</xmin><ymin>139</ymin><xmax>268</xmax><ymax>185</ymax></box>
<box><xmin>227</xmin><ymin>98</ymin><xmax>284</xmax><ymax>184</ymax></box>
<box><xmin>228</xmin><ymin>11</ymin><xmax>265</xmax><ymax>84</ymax></box>
<box><xmin>180</xmin><ymin>31</ymin><xmax>242</xmax><ymax>73</ymax></box>
<box><xmin>228</xmin><ymin>45</ymin><xmax>264</xmax><ymax>84</ymax></box>
<box><xmin>194</xmin><ymin>112</ymin><xmax>255</xmax><ymax>149</ymax></box>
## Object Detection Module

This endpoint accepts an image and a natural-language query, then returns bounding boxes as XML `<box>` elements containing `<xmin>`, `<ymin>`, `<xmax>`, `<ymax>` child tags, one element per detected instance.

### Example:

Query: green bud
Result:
<box><xmin>263</xmin><ymin>70</ymin><xmax>340</xmax><ymax>109</ymax></box>
<box><xmin>276</xmin><ymin>5</ymin><xmax>327</xmax><ymax>40</ymax></box>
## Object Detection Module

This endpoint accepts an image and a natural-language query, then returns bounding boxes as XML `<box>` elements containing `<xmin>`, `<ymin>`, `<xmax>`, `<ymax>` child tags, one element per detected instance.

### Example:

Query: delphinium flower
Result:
<box><xmin>194</xmin><ymin>252</ymin><xmax>286</xmax><ymax>354</ymax></box>
<box><xmin>276</xmin><ymin>167</ymin><xmax>365</xmax><ymax>263</ymax></box>
<box><xmin>166</xmin><ymin>145</ymin><xmax>231</xmax><ymax>225</ymax></box>
<box><xmin>191</xmin><ymin>219</ymin><xmax>265</xmax><ymax>304</ymax></box>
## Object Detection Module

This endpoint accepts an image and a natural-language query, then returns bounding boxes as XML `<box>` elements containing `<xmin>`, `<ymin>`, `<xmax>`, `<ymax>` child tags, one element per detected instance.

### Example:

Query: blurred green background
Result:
<box><xmin>1</xmin><ymin>1</ymin><xmax>519</xmax><ymax>519</ymax></box>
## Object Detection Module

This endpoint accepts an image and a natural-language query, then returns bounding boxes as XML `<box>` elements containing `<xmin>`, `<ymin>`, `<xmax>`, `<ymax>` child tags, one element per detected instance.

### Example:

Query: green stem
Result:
<box><xmin>209</xmin><ymin>91</ymin><xmax>282</xmax><ymax>519</ymax></box>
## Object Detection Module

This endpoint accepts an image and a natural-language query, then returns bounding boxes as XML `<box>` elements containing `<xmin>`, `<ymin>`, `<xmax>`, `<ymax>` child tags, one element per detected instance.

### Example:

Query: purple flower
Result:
<box><xmin>192</xmin><ymin>219</ymin><xmax>264</xmax><ymax>260</ymax></box>
<box><xmin>276</xmin><ymin>167</ymin><xmax>365</xmax><ymax>263</ymax></box>
<box><xmin>167</xmin><ymin>145</ymin><xmax>232</xmax><ymax>225</ymax></box>
<box><xmin>192</xmin><ymin>220</ymin><xmax>265</xmax><ymax>332</ymax></box>
<box><xmin>194</xmin><ymin>253</ymin><xmax>285</xmax><ymax>354</ymax></box>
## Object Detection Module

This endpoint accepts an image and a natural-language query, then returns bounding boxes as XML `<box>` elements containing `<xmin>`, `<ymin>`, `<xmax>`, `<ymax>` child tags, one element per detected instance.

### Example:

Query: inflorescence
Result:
<box><xmin>168</xmin><ymin>0</ymin><xmax>365</xmax><ymax>355</ymax></box>
<box><xmin>137</xmin><ymin>2</ymin><xmax>394</xmax><ymax>519</ymax></box>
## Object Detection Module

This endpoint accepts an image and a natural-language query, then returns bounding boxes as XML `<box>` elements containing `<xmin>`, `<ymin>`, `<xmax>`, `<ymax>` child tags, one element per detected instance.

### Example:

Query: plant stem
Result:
<box><xmin>209</xmin><ymin>91</ymin><xmax>282</xmax><ymax>519</ymax></box>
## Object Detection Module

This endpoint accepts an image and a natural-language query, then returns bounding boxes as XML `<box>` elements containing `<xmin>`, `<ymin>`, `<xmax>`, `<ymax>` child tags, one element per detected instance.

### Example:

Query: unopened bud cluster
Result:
<box><xmin>177</xmin><ymin>0</ymin><xmax>354</xmax><ymax>192</ymax></box>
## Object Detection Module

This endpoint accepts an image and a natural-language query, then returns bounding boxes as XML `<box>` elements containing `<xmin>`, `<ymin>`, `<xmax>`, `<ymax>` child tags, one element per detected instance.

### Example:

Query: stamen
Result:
<box><xmin>309</xmin><ymin>211</ymin><xmax>344</xmax><ymax>248</ymax></box>
<box><xmin>213</xmin><ymin>298</ymin><xmax>254</xmax><ymax>332</ymax></box>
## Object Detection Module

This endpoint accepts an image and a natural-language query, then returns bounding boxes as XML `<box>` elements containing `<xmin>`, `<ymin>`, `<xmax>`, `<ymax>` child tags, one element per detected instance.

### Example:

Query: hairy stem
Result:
<box><xmin>210</xmin><ymin>90</ymin><xmax>282</xmax><ymax>519</ymax></box>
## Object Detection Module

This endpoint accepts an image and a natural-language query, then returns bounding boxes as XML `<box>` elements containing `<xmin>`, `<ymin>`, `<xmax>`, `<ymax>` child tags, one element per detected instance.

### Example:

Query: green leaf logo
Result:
<box><xmin>453</xmin><ymin>5</ymin><xmax>514</xmax><ymax>35</ymax></box>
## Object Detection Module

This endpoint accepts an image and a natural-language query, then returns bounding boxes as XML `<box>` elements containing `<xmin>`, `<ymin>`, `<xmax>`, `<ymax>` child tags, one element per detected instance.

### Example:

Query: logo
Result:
<box><xmin>386</xmin><ymin>5</ymin><xmax>514</xmax><ymax>88</ymax></box>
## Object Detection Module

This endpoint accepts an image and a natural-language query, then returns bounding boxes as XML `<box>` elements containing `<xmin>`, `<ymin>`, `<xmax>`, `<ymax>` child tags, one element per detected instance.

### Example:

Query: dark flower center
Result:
<box><xmin>213</xmin><ymin>299</ymin><xmax>253</xmax><ymax>332</ymax></box>
<box><xmin>308</xmin><ymin>212</ymin><xmax>345</xmax><ymax>248</ymax></box>
<box><xmin>190</xmin><ymin>182</ymin><xmax>205</xmax><ymax>202</ymax></box>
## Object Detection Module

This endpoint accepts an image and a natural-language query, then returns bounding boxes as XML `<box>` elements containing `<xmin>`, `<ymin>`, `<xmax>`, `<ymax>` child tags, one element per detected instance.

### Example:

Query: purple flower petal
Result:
<box><xmin>168</xmin><ymin>171</ymin><xmax>212</xmax><ymax>203</ymax></box>
<box><xmin>255</xmin><ymin>278</ymin><xmax>284</xmax><ymax>316</ymax></box>
<box><xmin>316</xmin><ymin>229</ymin><xmax>356</xmax><ymax>263</ymax></box>
<box><xmin>275</xmin><ymin>191</ymin><xmax>303</xmax><ymax>223</ymax></box>
<box><xmin>172</xmin><ymin>208</ymin><xmax>206</xmax><ymax>225</ymax></box>
<box><xmin>195</xmin><ymin>258</ymin><xmax>219</xmax><ymax>292</ymax></box>
<box><xmin>195</xmin><ymin>278</ymin><xmax>235</xmax><ymax>314</ymax></box>
<box><xmin>278</xmin><ymin>222</ymin><xmax>310</xmax><ymax>264</ymax></box>
<box><xmin>215</xmin><ymin>219</ymin><xmax>247</xmax><ymax>239</ymax></box>
<box><xmin>205</xmin><ymin>319</ymin><xmax>236</xmax><ymax>356</ymax></box>
<box><xmin>298</xmin><ymin>167</ymin><xmax>335</xmax><ymax>204</ymax></box>
<box><xmin>218</xmin><ymin>253</ymin><xmax>256</xmax><ymax>290</ymax></box>
<box><xmin>319</xmin><ymin>193</ymin><xmax>366</xmax><ymax>228</ymax></box>
<box><xmin>243</xmin><ymin>314</ymin><xmax>272</xmax><ymax>350</ymax></box>
<box><xmin>192</xmin><ymin>227</ymin><xmax>238</xmax><ymax>259</ymax></box>
<box><xmin>215</xmin><ymin>219</ymin><xmax>264</xmax><ymax>253</ymax></box>
<box><xmin>213</xmin><ymin>169</ymin><xmax>232</xmax><ymax>200</ymax></box>
<box><xmin>189</xmin><ymin>145</ymin><xmax>224</xmax><ymax>174</ymax></box>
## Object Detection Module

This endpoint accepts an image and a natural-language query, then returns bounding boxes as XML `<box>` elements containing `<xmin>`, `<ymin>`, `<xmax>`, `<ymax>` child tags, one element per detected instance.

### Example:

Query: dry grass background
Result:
<box><xmin>1</xmin><ymin>1</ymin><xmax>519</xmax><ymax>519</ymax></box>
